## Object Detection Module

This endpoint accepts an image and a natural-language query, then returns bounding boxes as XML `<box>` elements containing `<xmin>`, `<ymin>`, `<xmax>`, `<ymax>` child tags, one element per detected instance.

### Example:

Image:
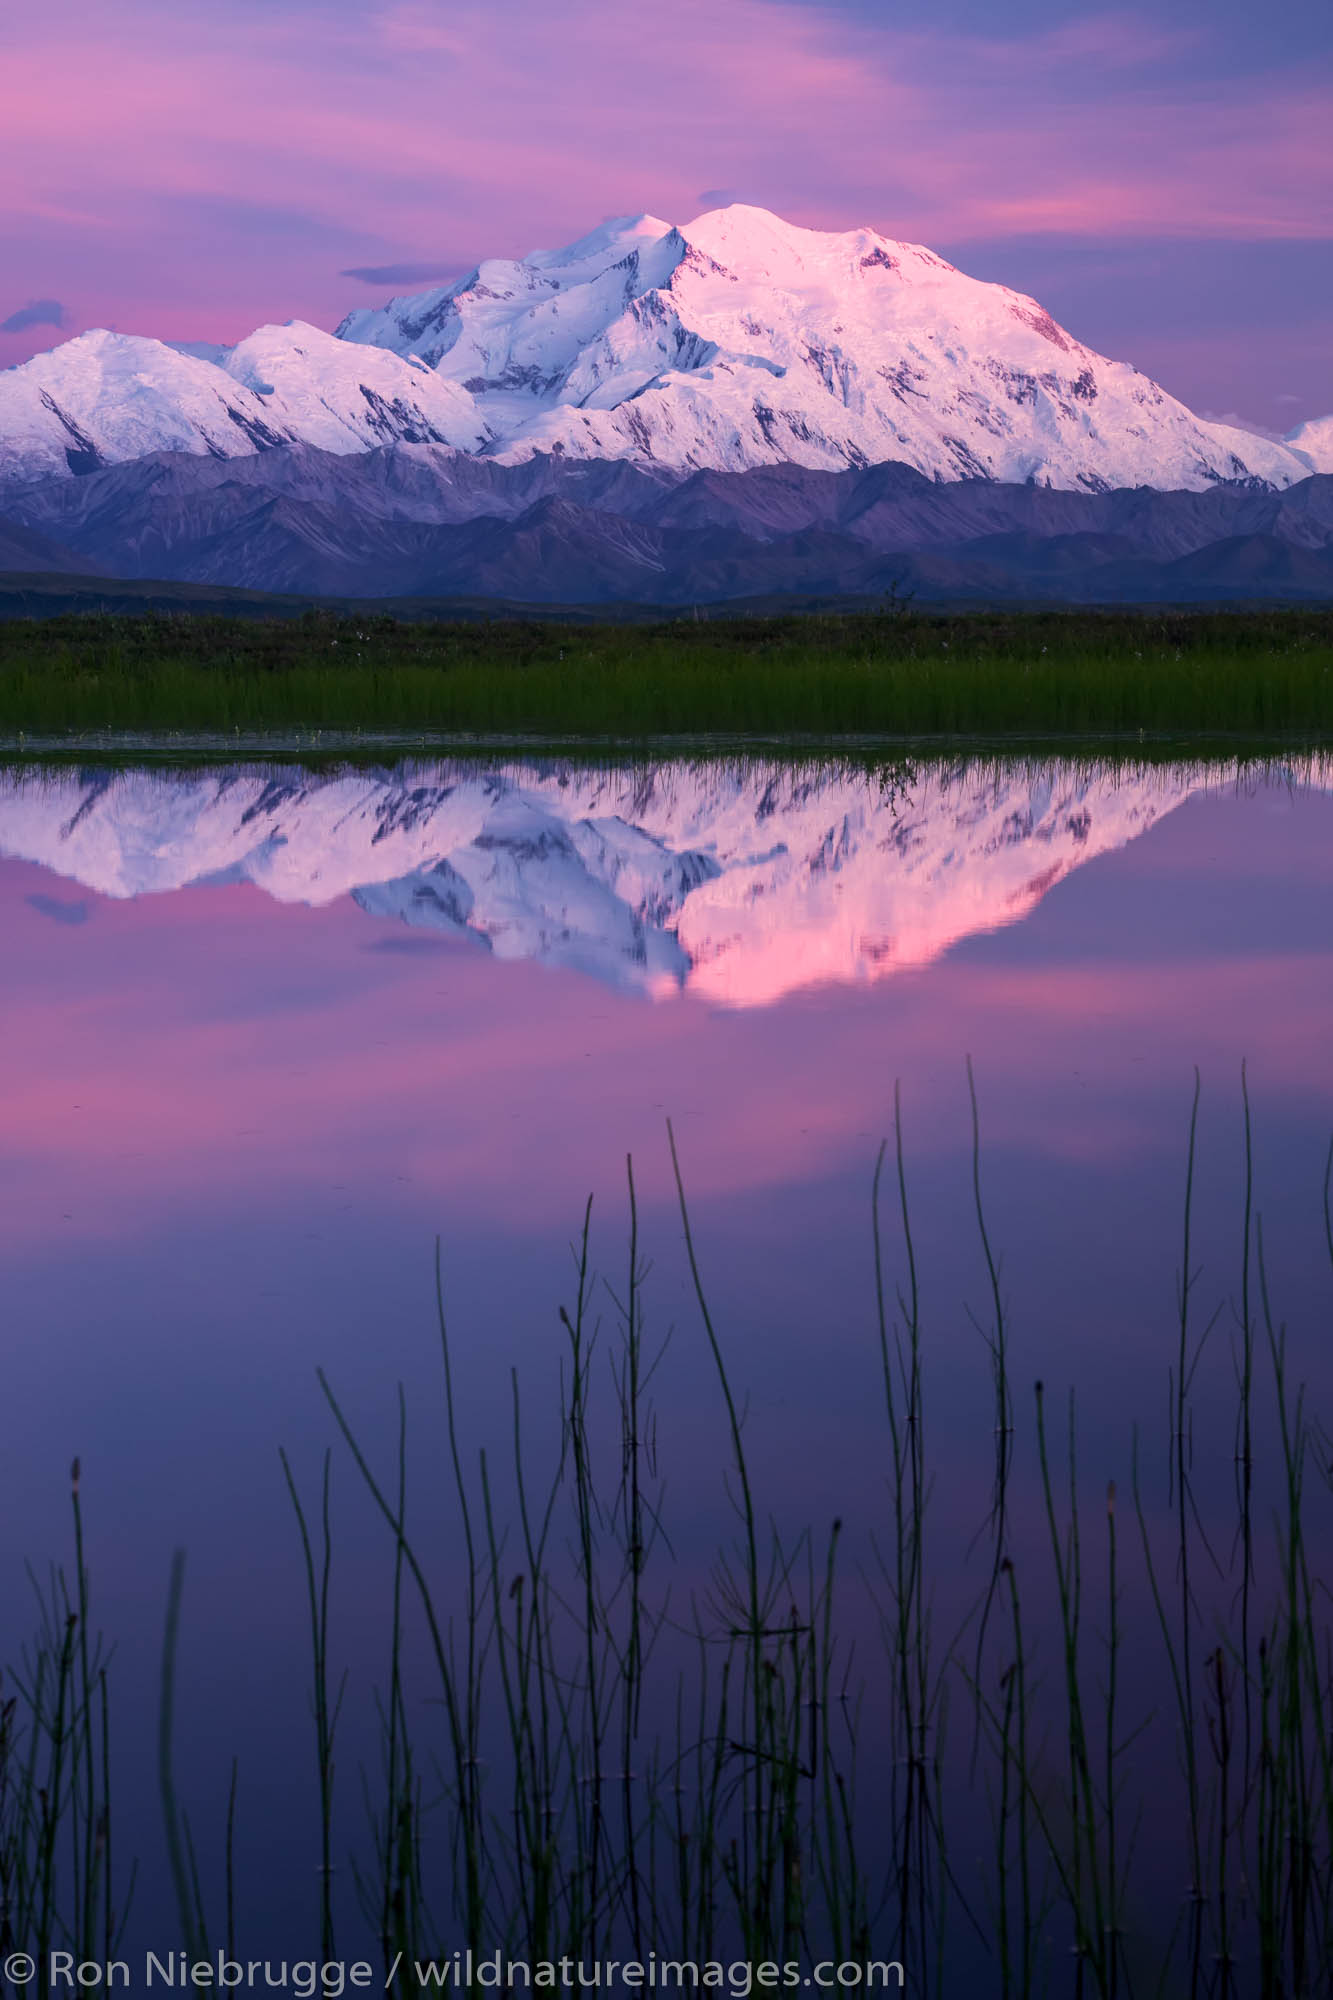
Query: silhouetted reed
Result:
<box><xmin>5</xmin><ymin>1070</ymin><xmax>1333</xmax><ymax>1995</ymax></box>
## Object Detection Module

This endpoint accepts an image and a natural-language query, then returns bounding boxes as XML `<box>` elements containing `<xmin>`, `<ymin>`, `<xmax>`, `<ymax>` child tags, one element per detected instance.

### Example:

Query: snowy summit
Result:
<box><xmin>1</xmin><ymin>206</ymin><xmax>1326</xmax><ymax>492</ymax></box>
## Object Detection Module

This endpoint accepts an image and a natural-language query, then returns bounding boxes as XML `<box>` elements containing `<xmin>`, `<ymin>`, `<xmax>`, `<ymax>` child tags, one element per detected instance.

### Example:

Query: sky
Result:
<box><xmin>0</xmin><ymin>0</ymin><xmax>1329</xmax><ymax>428</ymax></box>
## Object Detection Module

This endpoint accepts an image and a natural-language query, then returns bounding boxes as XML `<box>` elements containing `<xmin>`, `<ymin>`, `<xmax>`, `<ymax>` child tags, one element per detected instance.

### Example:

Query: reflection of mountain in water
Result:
<box><xmin>0</xmin><ymin>760</ymin><xmax>1299</xmax><ymax>1004</ymax></box>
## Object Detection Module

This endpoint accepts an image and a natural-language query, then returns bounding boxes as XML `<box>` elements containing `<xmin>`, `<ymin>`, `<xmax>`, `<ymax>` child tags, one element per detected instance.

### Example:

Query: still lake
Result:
<box><xmin>1</xmin><ymin>746</ymin><xmax>1331</xmax><ymax>1979</ymax></box>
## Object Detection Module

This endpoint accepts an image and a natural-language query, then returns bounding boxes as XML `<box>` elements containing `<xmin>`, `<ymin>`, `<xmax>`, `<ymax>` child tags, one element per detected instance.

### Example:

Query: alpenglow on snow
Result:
<box><xmin>1</xmin><ymin>206</ymin><xmax>1326</xmax><ymax>492</ymax></box>
<box><xmin>0</xmin><ymin>759</ymin><xmax>1225</xmax><ymax>1006</ymax></box>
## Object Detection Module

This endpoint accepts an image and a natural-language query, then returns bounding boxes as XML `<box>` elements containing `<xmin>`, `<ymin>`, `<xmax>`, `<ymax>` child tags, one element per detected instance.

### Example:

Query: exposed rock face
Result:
<box><xmin>4</xmin><ymin>448</ymin><xmax>1331</xmax><ymax>604</ymax></box>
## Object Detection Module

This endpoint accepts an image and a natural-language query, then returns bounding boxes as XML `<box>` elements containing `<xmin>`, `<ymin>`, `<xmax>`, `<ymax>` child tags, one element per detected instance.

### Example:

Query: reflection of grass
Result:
<box><xmin>8</xmin><ymin>1083</ymin><xmax>1333</xmax><ymax>1993</ymax></box>
<box><xmin>1</xmin><ymin>606</ymin><xmax>1332</xmax><ymax>737</ymax></box>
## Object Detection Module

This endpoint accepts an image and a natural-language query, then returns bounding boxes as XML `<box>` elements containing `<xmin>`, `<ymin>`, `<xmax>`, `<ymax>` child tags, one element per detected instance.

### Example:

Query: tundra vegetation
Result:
<box><xmin>0</xmin><ymin>606</ymin><xmax>1331</xmax><ymax>740</ymax></box>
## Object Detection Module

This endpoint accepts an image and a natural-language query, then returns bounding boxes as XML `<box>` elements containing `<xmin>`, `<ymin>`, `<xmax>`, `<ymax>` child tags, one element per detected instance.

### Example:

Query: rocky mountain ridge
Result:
<box><xmin>3</xmin><ymin>447</ymin><xmax>1330</xmax><ymax>603</ymax></box>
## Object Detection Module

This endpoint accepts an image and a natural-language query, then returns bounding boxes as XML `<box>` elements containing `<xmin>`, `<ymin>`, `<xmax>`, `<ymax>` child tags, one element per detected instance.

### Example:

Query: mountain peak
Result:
<box><xmin>1</xmin><ymin>206</ymin><xmax>1327</xmax><ymax>491</ymax></box>
<box><xmin>679</xmin><ymin>205</ymin><xmax>963</xmax><ymax>285</ymax></box>
<box><xmin>527</xmin><ymin>212</ymin><xmax>676</xmax><ymax>269</ymax></box>
<box><xmin>320</xmin><ymin>206</ymin><xmax>1322</xmax><ymax>489</ymax></box>
<box><xmin>1287</xmin><ymin>414</ymin><xmax>1333</xmax><ymax>470</ymax></box>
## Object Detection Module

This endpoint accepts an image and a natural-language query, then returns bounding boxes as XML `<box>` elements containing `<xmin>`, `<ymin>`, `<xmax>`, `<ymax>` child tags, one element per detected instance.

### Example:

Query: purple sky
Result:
<box><xmin>1</xmin><ymin>0</ymin><xmax>1329</xmax><ymax>427</ymax></box>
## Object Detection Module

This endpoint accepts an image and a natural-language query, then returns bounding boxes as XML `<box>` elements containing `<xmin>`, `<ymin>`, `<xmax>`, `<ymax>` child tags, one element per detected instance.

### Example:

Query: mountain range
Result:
<box><xmin>1</xmin><ymin>206</ymin><xmax>1330</xmax><ymax>606</ymax></box>
<box><xmin>4</xmin><ymin>446</ymin><xmax>1332</xmax><ymax>606</ymax></box>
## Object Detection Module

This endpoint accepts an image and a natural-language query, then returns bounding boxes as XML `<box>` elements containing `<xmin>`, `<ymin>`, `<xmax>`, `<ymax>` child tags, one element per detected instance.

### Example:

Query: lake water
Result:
<box><xmin>2</xmin><ymin>748</ymin><xmax>1332</xmax><ymax>1987</ymax></box>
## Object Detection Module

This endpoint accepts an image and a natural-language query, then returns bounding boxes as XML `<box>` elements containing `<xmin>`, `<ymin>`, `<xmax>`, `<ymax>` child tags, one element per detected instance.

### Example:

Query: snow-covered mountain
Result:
<box><xmin>1</xmin><ymin>207</ymin><xmax>1324</xmax><ymax>494</ymax></box>
<box><xmin>0</xmin><ymin>757</ymin><xmax>1296</xmax><ymax>1006</ymax></box>
<box><xmin>0</xmin><ymin>322</ymin><xmax>486</xmax><ymax>485</ymax></box>
<box><xmin>338</xmin><ymin>208</ymin><xmax>1318</xmax><ymax>491</ymax></box>
<box><xmin>1288</xmin><ymin>415</ymin><xmax>1333</xmax><ymax>471</ymax></box>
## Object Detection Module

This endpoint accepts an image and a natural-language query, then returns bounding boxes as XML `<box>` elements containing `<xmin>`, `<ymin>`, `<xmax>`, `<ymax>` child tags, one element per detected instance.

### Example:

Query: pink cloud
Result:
<box><xmin>3</xmin><ymin>848</ymin><xmax>1331</xmax><ymax>1262</ymax></box>
<box><xmin>0</xmin><ymin>0</ymin><xmax>1328</xmax><ymax>364</ymax></box>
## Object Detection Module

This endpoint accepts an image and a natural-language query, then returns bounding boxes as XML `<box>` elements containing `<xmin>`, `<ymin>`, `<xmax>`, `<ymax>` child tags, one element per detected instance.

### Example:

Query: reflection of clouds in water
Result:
<box><xmin>25</xmin><ymin>893</ymin><xmax>90</xmax><ymax>926</ymax></box>
<box><xmin>1</xmin><ymin>774</ymin><xmax>1333</xmax><ymax>1259</ymax></box>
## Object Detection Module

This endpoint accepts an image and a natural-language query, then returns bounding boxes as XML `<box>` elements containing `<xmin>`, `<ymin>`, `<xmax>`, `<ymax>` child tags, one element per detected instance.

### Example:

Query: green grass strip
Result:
<box><xmin>0</xmin><ymin>606</ymin><xmax>1331</xmax><ymax>737</ymax></box>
